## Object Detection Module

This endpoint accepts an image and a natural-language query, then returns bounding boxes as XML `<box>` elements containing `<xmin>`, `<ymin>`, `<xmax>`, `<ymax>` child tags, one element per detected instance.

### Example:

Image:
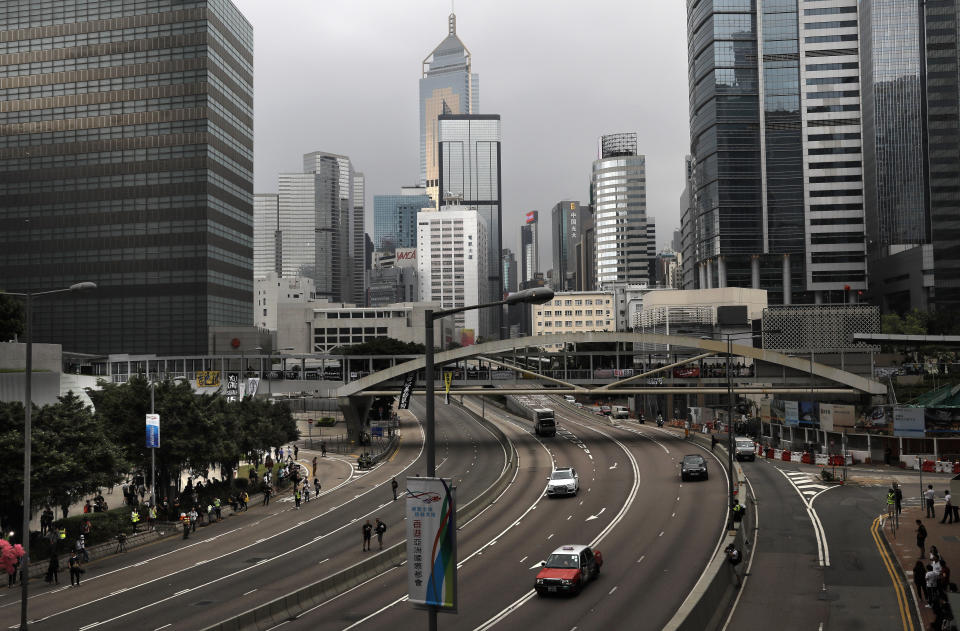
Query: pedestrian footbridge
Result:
<box><xmin>334</xmin><ymin>332</ymin><xmax>885</xmax><ymax>439</ymax></box>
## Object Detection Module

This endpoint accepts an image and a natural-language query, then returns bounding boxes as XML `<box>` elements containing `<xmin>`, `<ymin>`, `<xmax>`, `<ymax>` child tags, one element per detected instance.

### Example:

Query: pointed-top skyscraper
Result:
<box><xmin>420</xmin><ymin>11</ymin><xmax>479</xmax><ymax>203</ymax></box>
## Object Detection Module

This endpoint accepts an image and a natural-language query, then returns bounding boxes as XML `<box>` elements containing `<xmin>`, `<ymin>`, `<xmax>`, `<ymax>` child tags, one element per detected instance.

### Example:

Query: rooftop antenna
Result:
<box><xmin>449</xmin><ymin>2</ymin><xmax>456</xmax><ymax>35</ymax></box>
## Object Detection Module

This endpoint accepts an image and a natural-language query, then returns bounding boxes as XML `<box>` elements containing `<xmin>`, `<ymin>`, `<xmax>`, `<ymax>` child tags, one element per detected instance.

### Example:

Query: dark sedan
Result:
<box><xmin>681</xmin><ymin>454</ymin><xmax>708</xmax><ymax>481</ymax></box>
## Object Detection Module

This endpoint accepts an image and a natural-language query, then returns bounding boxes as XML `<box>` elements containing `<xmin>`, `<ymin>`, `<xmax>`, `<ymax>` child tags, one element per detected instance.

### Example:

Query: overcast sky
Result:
<box><xmin>232</xmin><ymin>0</ymin><xmax>690</xmax><ymax>267</ymax></box>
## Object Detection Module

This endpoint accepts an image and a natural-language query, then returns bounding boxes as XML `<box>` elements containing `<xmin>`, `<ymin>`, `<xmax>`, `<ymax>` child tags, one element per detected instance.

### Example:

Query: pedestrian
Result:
<box><xmin>263</xmin><ymin>484</ymin><xmax>272</xmax><ymax>506</ymax></box>
<box><xmin>894</xmin><ymin>482</ymin><xmax>903</xmax><ymax>516</ymax></box>
<box><xmin>321</xmin><ymin>441</ymin><xmax>327</xmax><ymax>458</ymax></box>
<box><xmin>189</xmin><ymin>507</ymin><xmax>198</xmax><ymax>532</ymax></box>
<box><xmin>294</xmin><ymin>486</ymin><xmax>302</xmax><ymax>509</ymax></box>
<box><xmin>214</xmin><ymin>498</ymin><xmax>222</xmax><ymax>521</ymax></box>
<box><xmin>181</xmin><ymin>513</ymin><xmax>190</xmax><ymax>539</ymax></box>
<box><xmin>941</xmin><ymin>557</ymin><xmax>951</xmax><ymax>594</ymax></box>
<box><xmin>314</xmin><ymin>477</ymin><xmax>321</xmax><ymax>497</ymax></box>
<box><xmin>926</xmin><ymin>563</ymin><xmax>940</xmax><ymax>606</ymax></box>
<box><xmin>312</xmin><ymin>456</ymin><xmax>318</xmax><ymax>477</ymax></box>
<box><xmin>917</xmin><ymin>519</ymin><xmax>928</xmax><ymax>557</ymax></box>
<box><xmin>294</xmin><ymin>445</ymin><xmax>299</xmax><ymax>460</ymax></box>
<box><xmin>303</xmin><ymin>482</ymin><xmax>311</xmax><ymax>503</ymax></box>
<box><xmin>68</xmin><ymin>552</ymin><xmax>83</xmax><ymax>586</ymax></box>
<box><xmin>914</xmin><ymin>559</ymin><xmax>927</xmax><ymax>604</ymax></box>
<box><xmin>362</xmin><ymin>520</ymin><xmax>373</xmax><ymax>551</ymax></box>
<box><xmin>886</xmin><ymin>488</ymin><xmax>896</xmax><ymax>518</ymax></box>
<box><xmin>148</xmin><ymin>505</ymin><xmax>157</xmax><ymax>530</ymax></box>
<box><xmin>711</xmin><ymin>434</ymin><xmax>718</xmax><ymax>451</ymax></box>
<box><xmin>942</xmin><ymin>490</ymin><xmax>954</xmax><ymax>524</ymax></box>
<box><xmin>375</xmin><ymin>518</ymin><xmax>387</xmax><ymax>550</ymax></box>
<box><xmin>130</xmin><ymin>508</ymin><xmax>140</xmax><ymax>532</ymax></box>
<box><xmin>207</xmin><ymin>503</ymin><xmax>214</xmax><ymax>524</ymax></box>
<box><xmin>732</xmin><ymin>499</ymin><xmax>745</xmax><ymax>524</ymax></box>
<box><xmin>391</xmin><ymin>477</ymin><xmax>399</xmax><ymax>501</ymax></box>
<box><xmin>76</xmin><ymin>536</ymin><xmax>89</xmax><ymax>563</ymax></box>
<box><xmin>926</xmin><ymin>484</ymin><xmax>936</xmax><ymax>518</ymax></box>
<box><xmin>242</xmin><ymin>492</ymin><xmax>249</xmax><ymax>511</ymax></box>
<box><xmin>45</xmin><ymin>554</ymin><xmax>59</xmax><ymax>585</ymax></box>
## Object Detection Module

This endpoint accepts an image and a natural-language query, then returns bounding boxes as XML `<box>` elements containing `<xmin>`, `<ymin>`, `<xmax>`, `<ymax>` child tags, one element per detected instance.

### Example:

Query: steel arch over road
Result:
<box><xmin>338</xmin><ymin>331</ymin><xmax>885</xmax><ymax>397</ymax></box>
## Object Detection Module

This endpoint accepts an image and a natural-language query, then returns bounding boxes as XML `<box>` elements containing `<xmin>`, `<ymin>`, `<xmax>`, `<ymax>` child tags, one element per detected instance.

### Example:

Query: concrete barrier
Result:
<box><xmin>202</xmin><ymin>400</ymin><xmax>519</xmax><ymax>631</ymax></box>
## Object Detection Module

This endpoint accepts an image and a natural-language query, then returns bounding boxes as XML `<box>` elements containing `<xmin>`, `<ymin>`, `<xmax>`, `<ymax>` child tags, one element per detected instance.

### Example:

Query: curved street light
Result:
<box><xmin>5</xmin><ymin>281</ymin><xmax>97</xmax><ymax>630</ymax></box>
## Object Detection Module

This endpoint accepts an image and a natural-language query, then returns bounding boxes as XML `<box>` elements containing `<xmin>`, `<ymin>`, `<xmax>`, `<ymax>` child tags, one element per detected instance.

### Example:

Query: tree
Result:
<box><xmin>0</xmin><ymin>292</ymin><xmax>24</xmax><ymax>342</ymax></box>
<box><xmin>0</xmin><ymin>393</ymin><xmax>128</xmax><ymax>539</ymax></box>
<box><xmin>881</xmin><ymin>309</ymin><xmax>928</xmax><ymax>335</ymax></box>
<box><xmin>334</xmin><ymin>337</ymin><xmax>424</xmax><ymax>355</ymax></box>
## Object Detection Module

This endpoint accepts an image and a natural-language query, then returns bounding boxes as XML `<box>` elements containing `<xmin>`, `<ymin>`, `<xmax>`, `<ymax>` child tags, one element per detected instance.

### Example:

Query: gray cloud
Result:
<box><xmin>233</xmin><ymin>0</ymin><xmax>689</xmax><ymax>266</ymax></box>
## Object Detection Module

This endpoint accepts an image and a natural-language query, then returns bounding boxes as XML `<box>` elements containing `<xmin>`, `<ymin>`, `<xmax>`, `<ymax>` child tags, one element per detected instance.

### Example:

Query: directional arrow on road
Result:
<box><xmin>586</xmin><ymin>507</ymin><xmax>606</xmax><ymax>521</ymax></box>
<box><xmin>609</xmin><ymin>462</ymin><xmax>618</xmax><ymax>470</ymax></box>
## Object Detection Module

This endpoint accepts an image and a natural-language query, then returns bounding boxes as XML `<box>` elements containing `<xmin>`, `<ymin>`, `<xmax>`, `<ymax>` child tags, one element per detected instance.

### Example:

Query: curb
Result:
<box><xmin>201</xmin><ymin>403</ymin><xmax>519</xmax><ymax>631</ymax></box>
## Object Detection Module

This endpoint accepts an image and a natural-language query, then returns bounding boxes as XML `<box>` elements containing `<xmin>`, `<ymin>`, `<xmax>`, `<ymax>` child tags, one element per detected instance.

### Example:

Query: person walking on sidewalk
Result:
<box><xmin>45</xmin><ymin>554</ymin><xmax>59</xmax><ymax>585</ymax></box>
<box><xmin>68</xmin><ymin>552</ymin><xmax>82</xmax><ymax>586</ymax></box>
<box><xmin>914</xmin><ymin>559</ymin><xmax>928</xmax><ymax>604</ymax></box>
<box><xmin>917</xmin><ymin>520</ymin><xmax>928</xmax><ymax>557</ymax></box>
<box><xmin>362</xmin><ymin>520</ymin><xmax>373</xmax><ymax>551</ymax></box>
<box><xmin>391</xmin><ymin>477</ymin><xmax>399</xmax><ymax>501</ymax></box>
<box><xmin>942</xmin><ymin>489</ymin><xmax>954</xmax><ymax>524</ymax></box>
<box><xmin>886</xmin><ymin>488</ymin><xmax>896</xmax><ymax>520</ymax></box>
<box><xmin>926</xmin><ymin>563</ymin><xmax>941</xmax><ymax>607</ymax></box>
<box><xmin>926</xmin><ymin>484</ymin><xmax>937</xmax><ymax>518</ymax></box>
<box><xmin>894</xmin><ymin>482</ymin><xmax>903</xmax><ymax>516</ymax></box>
<box><xmin>321</xmin><ymin>441</ymin><xmax>327</xmax><ymax>458</ymax></box>
<box><xmin>294</xmin><ymin>486</ymin><xmax>301</xmax><ymax>510</ymax></box>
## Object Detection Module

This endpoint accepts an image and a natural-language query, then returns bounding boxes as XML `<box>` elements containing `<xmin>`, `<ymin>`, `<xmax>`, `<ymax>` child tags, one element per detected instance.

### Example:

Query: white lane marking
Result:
<box><xmin>519</xmin><ymin>556</ymin><xmax>527</xmax><ymax>564</ymax></box>
<box><xmin>78</xmin><ymin>624</ymin><xmax>100</xmax><ymax>631</ymax></box>
<box><xmin>672</xmin><ymin>512</ymin><xmax>676</xmax><ymax>518</ymax></box>
<box><xmin>609</xmin><ymin>586</ymin><xmax>618</xmax><ymax>595</ymax></box>
<box><xmin>637</xmin><ymin>555</ymin><xmax>645</xmax><ymax>564</ymax></box>
<box><xmin>154</xmin><ymin>625</ymin><xmax>172</xmax><ymax>631</ymax></box>
<box><xmin>243</xmin><ymin>589</ymin><xmax>257</xmax><ymax>596</ymax></box>
<box><xmin>776</xmin><ymin>467</ymin><xmax>834</xmax><ymax>567</ymax></box>
<box><xmin>547</xmin><ymin>533</ymin><xmax>554</xmax><ymax>540</ymax></box>
<box><xmin>474</xmin><ymin>407</ymin><xmax>642</xmax><ymax>631</ymax></box>
<box><xmin>567</xmin><ymin>515</ymin><xmax>572</xmax><ymax>521</ymax></box>
<box><xmin>585</xmin><ymin>507</ymin><xmax>606</xmax><ymax>521</ymax></box>
<box><xmin>658</xmin><ymin>531</ymin><xmax>664</xmax><ymax>537</ymax></box>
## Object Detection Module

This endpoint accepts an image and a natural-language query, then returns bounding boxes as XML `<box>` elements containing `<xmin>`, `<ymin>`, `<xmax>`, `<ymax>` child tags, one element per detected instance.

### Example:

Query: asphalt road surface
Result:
<box><xmin>280</xmin><ymin>396</ymin><xmax>728</xmax><ymax>631</ymax></box>
<box><xmin>0</xmin><ymin>397</ymin><xmax>505</xmax><ymax>631</ymax></box>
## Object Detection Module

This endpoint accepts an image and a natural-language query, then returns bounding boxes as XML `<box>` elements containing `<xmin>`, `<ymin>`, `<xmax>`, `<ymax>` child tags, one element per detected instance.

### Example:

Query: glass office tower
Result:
<box><xmin>0</xmin><ymin>0</ymin><xmax>254</xmax><ymax>355</ymax></box>
<box><xmin>420</xmin><ymin>12</ymin><xmax>478</xmax><ymax>203</ymax></box>
<box><xmin>373</xmin><ymin>190</ymin><xmax>432</xmax><ymax>250</ymax></box>
<box><xmin>438</xmin><ymin>114</ymin><xmax>502</xmax><ymax>313</ymax></box>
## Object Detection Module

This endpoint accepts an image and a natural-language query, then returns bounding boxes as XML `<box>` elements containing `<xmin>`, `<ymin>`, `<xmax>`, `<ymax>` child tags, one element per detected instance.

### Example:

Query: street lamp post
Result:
<box><xmin>7</xmin><ymin>281</ymin><xmax>96</xmax><ymax>631</ymax></box>
<box><xmin>422</xmin><ymin>286</ymin><xmax>553</xmax><ymax>629</ymax></box>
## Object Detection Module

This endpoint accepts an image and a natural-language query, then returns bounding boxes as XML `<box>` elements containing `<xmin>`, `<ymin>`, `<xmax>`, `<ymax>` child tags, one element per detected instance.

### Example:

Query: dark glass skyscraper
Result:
<box><xmin>0</xmin><ymin>0</ymin><xmax>254</xmax><ymax>355</ymax></box>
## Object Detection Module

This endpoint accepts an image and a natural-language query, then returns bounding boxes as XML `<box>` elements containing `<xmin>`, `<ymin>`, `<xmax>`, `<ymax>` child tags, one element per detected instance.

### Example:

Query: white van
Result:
<box><xmin>611</xmin><ymin>406</ymin><xmax>630</xmax><ymax>419</ymax></box>
<box><xmin>563</xmin><ymin>395</ymin><xmax>576</xmax><ymax>403</ymax></box>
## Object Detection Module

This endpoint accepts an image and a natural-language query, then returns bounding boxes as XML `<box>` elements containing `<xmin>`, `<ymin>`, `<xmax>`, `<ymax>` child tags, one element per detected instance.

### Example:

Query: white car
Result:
<box><xmin>547</xmin><ymin>467</ymin><xmax>579</xmax><ymax>497</ymax></box>
<box><xmin>563</xmin><ymin>395</ymin><xmax>576</xmax><ymax>403</ymax></box>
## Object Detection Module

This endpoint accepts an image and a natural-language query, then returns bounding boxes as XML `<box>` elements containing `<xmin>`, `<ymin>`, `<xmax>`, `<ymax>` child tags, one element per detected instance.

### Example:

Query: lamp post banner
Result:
<box><xmin>406</xmin><ymin>476</ymin><xmax>457</xmax><ymax>611</ymax></box>
<box><xmin>245</xmin><ymin>378</ymin><xmax>260</xmax><ymax>398</ymax></box>
<box><xmin>398</xmin><ymin>373</ymin><xmax>416</xmax><ymax>410</ymax></box>
<box><xmin>145</xmin><ymin>414</ymin><xmax>160</xmax><ymax>449</ymax></box>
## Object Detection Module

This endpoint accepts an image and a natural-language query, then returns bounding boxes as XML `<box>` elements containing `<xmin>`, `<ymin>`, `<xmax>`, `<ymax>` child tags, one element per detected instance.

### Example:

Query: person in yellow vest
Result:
<box><xmin>148</xmin><ymin>505</ymin><xmax>157</xmax><ymax>530</ymax></box>
<box><xmin>130</xmin><ymin>508</ymin><xmax>140</xmax><ymax>532</ymax></box>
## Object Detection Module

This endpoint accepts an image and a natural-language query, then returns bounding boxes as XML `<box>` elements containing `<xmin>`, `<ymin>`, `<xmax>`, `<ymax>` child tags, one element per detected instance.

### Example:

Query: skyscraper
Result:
<box><xmin>420</xmin><ymin>12</ymin><xmax>478</xmax><ymax>203</ymax></box>
<box><xmin>373</xmin><ymin>187</ymin><xmax>432</xmax><ymax>250</ymax></box>
<box><xmin>591</xmin><ymin>134</ymin><xmax>654</xmax><ymax>288</ymax></box>
<box><xmin>258</xmin><ymin>152</ymin><xmax>364</xmax><ymax>304</ymax></box>
<box><xmin>0</xmin><ymin>0</ymin><xmax>254</xmax><ymax>355</ymax></box>
<box><xmin>502</xmin><ymin>249</ymin><xmax>518</xmax><ymax>294</ymax></box>
<box><xmin>685</xmin><ymin>0</ymin><xmax>867</xmax><ymax>304</ymax></box>
<box><xmin>551</xmin><ymin>201</ymin><xmax>584</xmax><ymax>291</ymax></box>
<box><xmin>254</xmin><ymin>194</ymin><xmax>281</xmax><ymax>279</ymax></box>
<box><xmin>438</xmin><ymin>114</ymin><xmax>502</xmax><ymax>328</ymax></box>
<box><xmin>520</xmin><ymin>213</ymin><xmax>540</xmax><ymax>286</ymax></box>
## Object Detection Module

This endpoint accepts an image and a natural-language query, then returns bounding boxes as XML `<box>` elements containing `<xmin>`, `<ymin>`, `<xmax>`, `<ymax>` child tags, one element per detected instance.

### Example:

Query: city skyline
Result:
<box><xmin>231</xmin><ymin>0</ymin><xmax>689</xmax><ymax>265</ymax></box>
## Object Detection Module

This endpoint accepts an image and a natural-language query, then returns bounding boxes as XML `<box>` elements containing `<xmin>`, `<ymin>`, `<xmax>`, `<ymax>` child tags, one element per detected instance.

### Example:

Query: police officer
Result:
<box><xmin>131</xmin><ymin>508</ymin><xmax>141</xmax><ymax>532</ymax></box>
<box><xmin>732</xmin><ymin>499</ymin><xmax>745</xmax><ymax>524</ymax></box>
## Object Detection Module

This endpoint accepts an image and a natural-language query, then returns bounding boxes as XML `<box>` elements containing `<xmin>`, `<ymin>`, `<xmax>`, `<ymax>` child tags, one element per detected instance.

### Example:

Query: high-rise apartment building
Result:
<box><xmin>257</xmin><ymin>152</ymin><xmax>363</xmax><ymax>304</ymax></box>
<box><xmin>373</xmin><ymin>187</ymin><xmax>432</xmax><ymax>250</ymax></box>
<box><xmin>420</xmin><ymin>12</ymin><xmax>478</xmax><ymax>203</ymax></box>
<box><xmin>438</xmin><ymin>113</ymin><xmax>502</xmax><ymax>329</ymax></box>
<box><xmin>416</xmin><ymin>206</ymin><xmax>489</xmax><ymax>342</ymax></box>
<box><xmin>0</xmin><ymin>0</ymin><xmax>254</xmax><ymax>355</ymax></box>
<box><xmin>520</xmin><ymin>212</ymin><xmax>540</xmax><ymax>285</ymax></box>
<box><xmin>685</xmin><ymin>0</ymin><xmax>867</xmax><ymax>305</ymax></box>
<box><xmin>551</xmin><ymin>201</ymin><xmax>584</xmax><ymax>292</ymax></box>
<box><xmin>591</xmin><ymin>134</ymin><xmax>654</xmax><ymax>289</ymax></box>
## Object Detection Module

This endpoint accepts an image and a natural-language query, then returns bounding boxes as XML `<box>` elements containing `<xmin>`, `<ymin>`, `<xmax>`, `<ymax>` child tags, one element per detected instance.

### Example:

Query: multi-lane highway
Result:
<box><xmin>278</xmin><ymin>396</ymin><xmax>728</xmax><ymax>631</ymax></box>
<box><xmin>0</xmin><ymin>397</ymin><xmax>506</xmax><ymax>631</ymax></box>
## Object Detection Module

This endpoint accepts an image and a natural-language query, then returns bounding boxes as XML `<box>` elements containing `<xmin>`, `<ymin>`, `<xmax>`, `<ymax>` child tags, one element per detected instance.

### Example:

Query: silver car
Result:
<box><xmin>547</xmin><ymin>467</ymin><xmax>580</xmax><ymax>497</ymax></box>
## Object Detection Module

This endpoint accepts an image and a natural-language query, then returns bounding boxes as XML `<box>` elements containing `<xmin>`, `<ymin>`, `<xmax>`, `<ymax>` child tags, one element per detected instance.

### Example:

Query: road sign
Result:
<box><xmin>145</xmin><ymin>414</ymin><xmax>160</xmax><ymax>448</ymax></box>
<box><xmin>406</xmin><ymin>477</ymin><xmax>457</xmax><ymax>612</ymax></box>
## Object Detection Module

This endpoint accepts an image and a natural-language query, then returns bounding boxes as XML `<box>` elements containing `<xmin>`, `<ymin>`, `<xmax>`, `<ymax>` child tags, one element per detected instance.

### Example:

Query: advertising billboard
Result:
<box><xmin>798</xmin><ymin>401</ymin><xmax>819</xmax><ymax>428</ymax></box>
<box><xmin>406</xmin><ymin>477</ymin><xmax>457</xmax><ymax>611</ymax></box>
<box><xmin>396</xmin><ymin>247</ymin><xmax>417</xmax><ymax>268</ymax></box>
<box><xmin>924</xmin><ymin>408</ymin><xmax>960</xmax><ymax>436</ymax></box>
<box><xmin>894</xmin><ymin>407</ymin><xmax>926</xmax><ymax>438</ymax></box>
<box><xmin>196</xmin><ymin>370</ymin><xmax>220</xmax><ymax>388</ymax></box>
<box><xmin>784</xmin><ymin>400</ymin><xmax>799</xmax><ymax>426</ymax></box>
<box><xmin>819</xmin><ymin>404</ymin><xmax>855</xmax><ymax>431</ymax></box>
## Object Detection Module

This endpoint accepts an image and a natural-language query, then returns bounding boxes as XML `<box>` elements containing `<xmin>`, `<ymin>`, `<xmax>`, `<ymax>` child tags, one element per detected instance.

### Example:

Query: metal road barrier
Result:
<box><xmin>202</xmin><ymin>402</ymin><xmax>519</xmax><ymax>631</ymax></box>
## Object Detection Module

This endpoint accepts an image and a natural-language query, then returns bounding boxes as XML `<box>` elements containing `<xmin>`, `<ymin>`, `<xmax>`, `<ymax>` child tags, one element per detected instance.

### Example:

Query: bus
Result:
<box><xmin>532</xmin><ymin>408</ymin><xmax>556</xmax><ymax>437</ymax></box>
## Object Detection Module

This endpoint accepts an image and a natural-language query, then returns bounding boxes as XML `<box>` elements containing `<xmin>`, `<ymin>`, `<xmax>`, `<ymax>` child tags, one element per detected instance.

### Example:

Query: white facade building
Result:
<box><xmin>254</xmin><ymin>273</ymin><xmax>317</xmax><ymax>331</ymax></box>
<box><xmin>253</xmin><ymin>194</ymin><xmax>279</xmax><ymax>279</ymax></box>
<box><xmin>531</xmin><ymin>291</ymin><xmax>615</xmax><ymax>350</ymax></box>
<box><xmin>417</xmin><ymin>206</ymin><xmax>489</xmax><ymax>343</ymax></box>
<box><xmin>277</xmin><ymin>301</ymin><xmax>449</xmax><ymax>354</ymax></box>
